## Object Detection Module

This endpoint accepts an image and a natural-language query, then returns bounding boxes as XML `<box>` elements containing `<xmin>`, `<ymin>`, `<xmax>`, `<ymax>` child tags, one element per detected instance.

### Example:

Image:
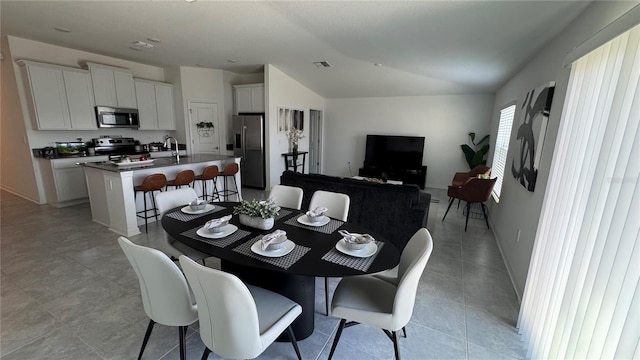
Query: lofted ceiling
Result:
<box><xmin>0</xmin><ymin>0</ymin><xmax>591</xmax><ymax>98</ymax></box>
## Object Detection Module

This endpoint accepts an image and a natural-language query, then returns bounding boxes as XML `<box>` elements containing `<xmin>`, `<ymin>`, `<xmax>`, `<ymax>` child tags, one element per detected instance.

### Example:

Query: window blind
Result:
<box><xmin>517</xmin><ymin>24</ymin><xmax>639</xmax><ymax>359</ymax></box>
<box><xmin>491</xmin><ymin>104</ymin><xmax>516</xmax><ymax>202</ymax></box>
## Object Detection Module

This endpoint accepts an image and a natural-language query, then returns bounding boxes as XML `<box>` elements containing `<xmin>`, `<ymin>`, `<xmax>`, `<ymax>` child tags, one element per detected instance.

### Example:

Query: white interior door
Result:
<box><xmin>189</xmin><ymin>101</ymin><xmax>220</xmax><ymax>155</ymax></box>
<box><xmin>309</xmin><ymin>109</ymin><xmax>322</xmax><ymax>173</ymax></box>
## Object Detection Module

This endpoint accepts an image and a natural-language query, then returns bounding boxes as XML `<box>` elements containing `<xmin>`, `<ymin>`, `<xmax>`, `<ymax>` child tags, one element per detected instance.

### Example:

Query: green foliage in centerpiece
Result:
<box><xmin>233</xmin><ymin>199</ymin><xmax>280</xmax><ymax>219</ymax></box>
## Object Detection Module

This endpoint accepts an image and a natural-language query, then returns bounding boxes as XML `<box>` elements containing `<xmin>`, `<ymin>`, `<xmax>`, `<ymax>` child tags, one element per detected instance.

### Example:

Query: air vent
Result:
<box><xmin>131</xmin><ymin>41</ymin><xmax>155</xmax><ymax>49</ymax></box>
<box><xmin>313</xmin><ymin>61</ymin><xmax>332</xmax><ymax>68</ymax></box>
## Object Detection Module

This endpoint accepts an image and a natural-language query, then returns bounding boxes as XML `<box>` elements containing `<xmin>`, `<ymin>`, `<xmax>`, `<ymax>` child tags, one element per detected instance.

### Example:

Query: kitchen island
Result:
<box><xmin>80</xmin><ymin>154</ymin><xmax>241</xmax><ymax>236</ymax></box>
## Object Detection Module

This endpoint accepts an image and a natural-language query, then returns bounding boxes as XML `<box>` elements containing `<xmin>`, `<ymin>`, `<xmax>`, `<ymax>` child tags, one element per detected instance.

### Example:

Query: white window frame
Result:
<box><xmin>490</xmin><ymin>103</ymin><xmax>516</xmax><ymax>202</ymax></box>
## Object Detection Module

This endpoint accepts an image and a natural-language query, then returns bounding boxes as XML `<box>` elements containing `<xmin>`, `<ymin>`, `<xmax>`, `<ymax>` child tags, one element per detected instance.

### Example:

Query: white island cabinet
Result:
<box><xmin>81</xmin><ymin>155</ymin><xmax>241</xmax><ymax>236</ymax></box>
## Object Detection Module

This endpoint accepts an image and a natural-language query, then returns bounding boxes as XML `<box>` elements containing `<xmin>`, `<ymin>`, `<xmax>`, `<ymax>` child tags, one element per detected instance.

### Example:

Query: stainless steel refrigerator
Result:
<box><xmin>233</xmin><ymin>114</ymin><xmax>265</xmax><ymax>189</ymax></box>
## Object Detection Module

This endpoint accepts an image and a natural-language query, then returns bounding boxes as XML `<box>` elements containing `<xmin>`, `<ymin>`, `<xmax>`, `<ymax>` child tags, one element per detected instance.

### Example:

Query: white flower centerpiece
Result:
<box><xmin>233</xmin><ymin>198</ymin><xmax>280</xmax><ymax>230</ymax></box>
<box><xmin>286</xmin><ymin>127</ymin><xmax>304</xmax><ymax>153</ymax></box>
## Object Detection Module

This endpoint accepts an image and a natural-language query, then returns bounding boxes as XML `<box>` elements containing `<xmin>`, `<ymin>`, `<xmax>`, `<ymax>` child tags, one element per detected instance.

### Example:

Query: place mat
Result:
<box><xmin>232</xmin><ymin>235</ymin><xmax>311</xmax><ymax>270</ymax></box>
<box><xmin>321</xmin><ymin>242</ymin><xmax>385</xmax><ymax>272</ymax></box>
<box><xmin>274</xmin><ymin>209</ymin><xmax>293</xmax><ymax>221</ymax></box>
<box><xmin>181</xmin><ymin>226</ymin><xmax>251</xmax><ymax>248</ymax></box>
<box><xmin>166</xmin><ymin>205</ymin><xmax>226</xmax><ymax>222</ymax></box>
<box><xmin>283</xmin><ymin>215</ymin><xmax>344</xmax><ymax>234</ymax></box>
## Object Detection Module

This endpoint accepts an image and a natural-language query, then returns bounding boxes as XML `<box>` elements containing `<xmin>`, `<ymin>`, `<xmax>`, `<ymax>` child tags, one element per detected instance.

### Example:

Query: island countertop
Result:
<box><xmin>78</xmin><ymin>154</ymin><xmax>237</xmax><ymax>172</ymax></box>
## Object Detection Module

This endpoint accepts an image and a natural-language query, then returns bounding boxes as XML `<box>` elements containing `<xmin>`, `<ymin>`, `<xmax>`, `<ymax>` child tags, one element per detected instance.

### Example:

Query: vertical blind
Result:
<box><xmin>517</xmin><ymin>25</ymin><xmax>639</xmax><ymax>359</ymax></box>
<box><xmin>491</xmin><ymin>104</ymin><xmax>516</xmax><ymax>202</ymax></box>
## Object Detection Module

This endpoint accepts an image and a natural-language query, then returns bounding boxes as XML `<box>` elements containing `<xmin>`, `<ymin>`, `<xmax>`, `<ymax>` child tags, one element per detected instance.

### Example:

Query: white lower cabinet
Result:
<box><xmin>37</xmin><ymin>157</ymin><xmax>107</xmax><ymax>207</ymax></box>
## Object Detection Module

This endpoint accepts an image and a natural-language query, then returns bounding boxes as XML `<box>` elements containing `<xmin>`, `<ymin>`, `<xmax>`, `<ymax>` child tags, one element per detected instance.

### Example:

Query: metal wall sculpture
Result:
<box><xmin>511</xmin><ymin>81</ymin><xmax>555</xmax><ymax>192</ymax></box>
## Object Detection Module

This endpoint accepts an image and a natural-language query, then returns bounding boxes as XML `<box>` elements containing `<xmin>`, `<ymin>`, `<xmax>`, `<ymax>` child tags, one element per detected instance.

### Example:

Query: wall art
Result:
<box><xmin>511</xmin><ymin>81</ymin><xmax>555</xmax><ymax>192</ymax></box>
<box><xmin>277</xmin><ymin>107</ymin><xmax>304</xmax><ymax>133</ymax></box>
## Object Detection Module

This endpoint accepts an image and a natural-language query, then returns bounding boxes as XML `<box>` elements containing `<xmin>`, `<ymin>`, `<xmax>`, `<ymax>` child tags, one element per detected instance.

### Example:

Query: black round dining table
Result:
<box><xmin>162</xmin><ymin>202</ymin><xmax>400</xmax><ymax>340</ymax></box>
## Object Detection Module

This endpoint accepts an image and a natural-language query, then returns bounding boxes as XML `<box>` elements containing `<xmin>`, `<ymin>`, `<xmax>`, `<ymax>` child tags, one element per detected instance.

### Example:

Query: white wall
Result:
<box><xmin>324</xmin><ymin>95</ymin><xmax>495</xmax><ymax>188</ymax></box>
<box><xmin>175</xmin><ymin>66</ymin><xmax>226</xmax><ymax>153</ymax></box>
<box><xmin>265</xmin><ymin>65</ymin><xmax>325</xmax><ymax>189</ymax></box>
<box><xmin>487</xmin><ymin>1</ymin><xmax>638</xmax><ymax>298</ymax></box>
<box><xmin>1</xmin><ymin>36</ymin><xmax>40</xmax><ymax>202</ymax></box>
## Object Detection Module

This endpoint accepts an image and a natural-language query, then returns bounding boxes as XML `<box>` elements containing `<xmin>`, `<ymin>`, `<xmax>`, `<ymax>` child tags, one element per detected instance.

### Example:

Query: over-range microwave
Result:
<box><xmin>95</xmin><ymin>106</ymin><xmax>139</xmax><ymax>129</ymax></box>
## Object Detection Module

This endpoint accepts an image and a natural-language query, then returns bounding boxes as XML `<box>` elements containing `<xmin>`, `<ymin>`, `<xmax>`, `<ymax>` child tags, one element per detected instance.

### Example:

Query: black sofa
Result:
<box><xmin>280</xmin><ymin>171</ymin><xmax>430</xmax><ymax>251</ymax></box>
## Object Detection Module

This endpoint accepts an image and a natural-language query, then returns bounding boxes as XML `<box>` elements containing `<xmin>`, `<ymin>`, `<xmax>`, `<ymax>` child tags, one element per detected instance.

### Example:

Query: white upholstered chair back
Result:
<box><xmin>269</xmin><ymin>184</ymin><xmax>304</xmax><ymax>210</ymax></box>
<box><xmin>391</xmin><ymin>228</ymin><xmax>433</xmax><ymax>330</ymax></box>
<box><xmin>309</xmin><ymin>190</ymin><xmax>350</xmax><ymax>221</ymax></box>
<box><xmin>155</xmin><ymin>188</ymin><xmax>199</xmax><ymax>215</ymax></box>
<box><xmin>117</xmin><ymin>237</ymin><xmax>197</xmax><ymax>326</ymax></box>
<box><xmin>179</xmin><ymin>255</ymin><xmax>264</xmax><ymax>359</ymax></box>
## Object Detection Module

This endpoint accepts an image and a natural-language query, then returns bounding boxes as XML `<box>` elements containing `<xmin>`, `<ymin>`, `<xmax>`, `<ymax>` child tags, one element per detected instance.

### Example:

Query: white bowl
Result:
<box><xmin>344</xmin><ymin>241</ymin><xmax>367</xmax><ymax>251</ymax></box>
<box><xmin>190</xmin><ymin>201</ymin><xmax>207</xmax><ymax>211</ymax></box>
<box><xmin>265</xmin><ymin>235</ymin><xmax>287</xmax><ymax>251</ymax></box>
<box><xmin>307</xmin><ymin>214</ymin><xmax>324</xmax><ymax>223</ymax></box>
<box><xmin>207</xmin><ymin>221</ymin><xmax>228</xmax><ymax>233</ymax></box>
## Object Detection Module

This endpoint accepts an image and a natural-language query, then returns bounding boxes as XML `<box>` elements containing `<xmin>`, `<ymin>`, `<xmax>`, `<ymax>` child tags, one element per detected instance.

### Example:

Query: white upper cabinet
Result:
<box><xmin>134</xmin><ymin>79</ymin><xmax>175</xmax><ymax>130</ymax></box>
<box><xmin>18</xmin><ymin>60</ymin><xmax>96</xmax><ymax>130</ymax></box>
<box><xmin>87</xmin><ymin>62</ymin><xmax>137</xmax><ymax>108</ymax></box>
<box><xmin>63</xmin><ymin>69</ymin><xmax>96</xmax><ymax>129</ymax></box>
<box><xmin>234</xmin><ymin>83</ymin><xmax>264</xmax><ymax>114</ymax></box>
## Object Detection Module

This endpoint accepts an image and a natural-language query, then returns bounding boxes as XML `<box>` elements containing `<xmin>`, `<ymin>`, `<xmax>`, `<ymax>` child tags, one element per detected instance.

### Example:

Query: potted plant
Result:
<box><xmin>461</xmin><ymin>132</ymin><xmax>490</xmax><ymax>169</ymax></box>
<box><xmin>233</xmin><ymin>199</ymin><xmax>280</xmax><ymax>230</ymax></box>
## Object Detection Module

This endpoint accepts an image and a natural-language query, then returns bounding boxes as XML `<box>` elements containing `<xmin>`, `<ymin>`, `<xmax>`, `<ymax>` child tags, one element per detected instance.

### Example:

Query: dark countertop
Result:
<box><xmin>78</xmin><ymin>154</ymin><xmax>238</xmax><ymax>172</ymax></box>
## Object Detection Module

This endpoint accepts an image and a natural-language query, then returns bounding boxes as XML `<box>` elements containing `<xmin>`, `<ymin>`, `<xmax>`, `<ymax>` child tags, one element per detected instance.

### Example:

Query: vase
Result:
<box><xmin>239</xmin><ymin>214</ymin><xmax>274</xmax><ymax>230</ymax></box>
<box><xmin>290</xmin><ymin>143</ymin><xmax>298</xmax><ymax>154</ymax></box>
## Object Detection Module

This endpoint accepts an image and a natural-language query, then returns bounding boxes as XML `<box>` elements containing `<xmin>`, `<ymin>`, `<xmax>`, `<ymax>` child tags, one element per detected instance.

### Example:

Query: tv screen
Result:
<box><xmin>364</xmin><ymin>135</ymin><xmax>425</xmax><ymax>169</ymax></box>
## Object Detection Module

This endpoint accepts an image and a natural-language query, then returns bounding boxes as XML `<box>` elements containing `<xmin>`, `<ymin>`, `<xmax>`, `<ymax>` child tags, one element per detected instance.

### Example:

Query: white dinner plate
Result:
<box><xmin>251</xmin><ymin>239</ymin><xmax>295</xmax><ymax>257</ymax></box>
<box><xmin>181</xmin><ymin>204</ymin><xmax>216</xmax><ymax>214</ymax></box>
<box><xmin>297</xmin><ymin>215</ymin><xmax>330</xmax><ymax>227</ymax></box>
<box><xmin>196</xmin><ymin>224</ymin><xmax>238</xmax><ymax>239</ymax></box>
<box><xmin>335</xmin><ymin>239</ymin><xmax>377</xmax><ymax>258</ymax></box>
<box><xmin>114</xmin><ymin>159</ymin><xmax>154</xmax><ymax>166</ymax></box>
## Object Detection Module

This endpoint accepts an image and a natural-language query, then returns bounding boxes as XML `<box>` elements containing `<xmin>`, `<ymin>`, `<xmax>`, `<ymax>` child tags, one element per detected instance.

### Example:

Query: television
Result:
<box><xmin>364</xmin><ymin>135</ymin><xmax>425</xmax><ymax>170</ymax></box>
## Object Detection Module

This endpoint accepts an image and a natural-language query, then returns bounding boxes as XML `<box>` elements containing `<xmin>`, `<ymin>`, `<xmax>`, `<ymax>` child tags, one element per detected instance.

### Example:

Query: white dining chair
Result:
<box><xmin>118</xmin><ymin>237</ymin><xmax>198</xmax><ymax>360</ymax></box>
<box><xmin>309</xmin><ymin>189</ymin><xmax>351</xmax><ymax>316</ymax></box>
<box><xmin>269</xmin><ymin>184</ymin><xmax>304</xmax><ymax>210</ymax></box>
<box><xmin>327</xmin><ymin>228</ymin><xmax>433</xmax><ymax>360</ymax></box>
<box><xmin>155</xmin><ymin>187</ymin><xmax>215</xmax><ymax>267</ymax></box>
<box><xmin>179</xmin><ymin>255</ymin><xmax>303</xmax><ymax>360</ymax></box>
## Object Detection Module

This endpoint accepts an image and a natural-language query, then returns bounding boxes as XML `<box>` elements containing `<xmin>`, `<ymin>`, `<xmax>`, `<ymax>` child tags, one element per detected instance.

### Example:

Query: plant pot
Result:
<box><xmin>239</xmin><ymin>214</ymin><xmax>274</xmax><ymax>230</ymax></box>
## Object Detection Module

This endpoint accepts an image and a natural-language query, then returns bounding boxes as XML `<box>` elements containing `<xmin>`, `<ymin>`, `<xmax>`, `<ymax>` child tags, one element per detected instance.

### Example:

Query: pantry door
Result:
<box><xmin>188</xmin><ymin>101</ymin><xmax>220</xmax><ymax>155</ymax></box>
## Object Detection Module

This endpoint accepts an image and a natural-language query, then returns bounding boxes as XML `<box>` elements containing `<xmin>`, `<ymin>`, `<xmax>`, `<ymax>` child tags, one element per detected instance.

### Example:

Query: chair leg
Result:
<box><xmin>442</xmin><ymin>197</ymin><xmax>455</xmax><ymax>221</ymax></box>
<box><xmin>402</xmin><ymin>326</ymin><xmax>407</xmax><ymax>338</ymax></box>
<box><xmin>465</xmin><ymin>202</ymin><xmax>470</xmax><ymax>231</ymax></box>
<box><xmin>151</xmin><ymin>191</ymin><xmax>159</xmax><ymax>221</ymax></box>
<box><xmin>481</xmin><ymin>203</ymin><xmax>490</xmax><ymax>229</ymax></box>
<box><xmin>328</xmin><ymin>319</ymin><xmax>347</xmax><ymax>360</ymax></box>
<box><xmin>138</xmin><ymin>319</ymin><xmax>155</xmax><ymax>360</ymax></box>
<box><xmin>392</xmin><ymin>330</ymin><xmax>401</xmax><ymax>360</ymax></box>
<box><xmin>457</xmin><ymin>198</ymin><xmax>461</xmax><ymax>208</ymax></box>
<box><xmin>143</xmin><ymin>191</ymin><xmax>149</xmax><ymax>233</ymax></box>
<box><xmin>287</xmin><ymin>325</ymin><xmax>302</xmax><ymax>360</ymax></box>
<box><xmin>325</xmin><ymin>277</ymin><xmax>330</xmax><ymax>316</ymax></box>
<box><xmin>201</xmin><ymin>348</ymin><xmax>211</xmax><ymax>360</ymax></box>
<box><xmin>178</xmin><ymin>326</ymin><xmax>187</xmax><ymax>360</ymax></box>
<box><xmin>232</xmin><ymin>176</ymin><xmax>239</xmax><ymax>201</ymax></box>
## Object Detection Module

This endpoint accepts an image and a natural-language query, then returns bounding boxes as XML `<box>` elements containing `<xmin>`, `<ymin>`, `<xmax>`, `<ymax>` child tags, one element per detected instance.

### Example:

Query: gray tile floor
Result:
<box><xmin>1</xmin><ymin>188</ymin><xmax>525</xmax><ymax>359</ymax></box>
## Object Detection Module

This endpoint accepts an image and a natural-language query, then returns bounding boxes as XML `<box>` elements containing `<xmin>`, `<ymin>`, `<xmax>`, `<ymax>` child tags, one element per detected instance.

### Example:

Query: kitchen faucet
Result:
<box><xmin>164</xmin><ymin>136</ymin><xmax>179</xmax><ymax>162</ymax></box>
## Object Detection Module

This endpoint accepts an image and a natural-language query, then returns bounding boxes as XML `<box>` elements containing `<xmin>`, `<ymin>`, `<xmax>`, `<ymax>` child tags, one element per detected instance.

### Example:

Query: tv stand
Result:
<box><xmin>358</xmin><ymin>165</ymin><xmax>427</xmax><ymax>189</ymax></box>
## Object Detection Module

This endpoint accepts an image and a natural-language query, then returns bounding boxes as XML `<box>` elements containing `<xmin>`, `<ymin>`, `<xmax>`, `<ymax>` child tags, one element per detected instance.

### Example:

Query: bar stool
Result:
<box><xmin>219</xmin><ymin>163</ymin><xmax>240</xmax><ymax>201</ymax></box>
<box><xmin>166</xmin><ymin>170</ymin><xmax>195</xmax><ymax>191</ymax></box>
<box><xmin>194</xmin><ymin>165</ymin><xmax>220</xmax><ymax>202</ymax></box>
<box><xmin>134</xmin><ymin>173</ymin><xmax>167</xmax><ymax>233</ymax></box>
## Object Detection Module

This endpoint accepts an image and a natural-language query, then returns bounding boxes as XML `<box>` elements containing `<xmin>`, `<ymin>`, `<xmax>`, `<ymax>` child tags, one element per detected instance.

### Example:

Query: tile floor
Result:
<box><xmin>0</xmin><ymin>188</ymin><xmax>525</xmax><ymax>359</ymax></box>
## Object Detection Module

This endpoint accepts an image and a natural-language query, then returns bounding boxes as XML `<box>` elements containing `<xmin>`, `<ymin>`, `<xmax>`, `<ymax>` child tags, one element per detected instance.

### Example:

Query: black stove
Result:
<box><xmin>92</xmin><ymin>137</ymin><xmax>150</xmax><ymax>158</ymax></box>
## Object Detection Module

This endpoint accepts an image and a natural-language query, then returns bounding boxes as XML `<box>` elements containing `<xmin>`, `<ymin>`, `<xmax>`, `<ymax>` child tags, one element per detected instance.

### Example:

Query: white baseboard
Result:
<box><xmin>0</xmin><ymin>186</ymin><xmax>43</xmax><ymax>205</ymax></box>
<box><xmin>489</xmin><ymin>216</ymin><xmax>524</xmax><ymax>303</ymax></box>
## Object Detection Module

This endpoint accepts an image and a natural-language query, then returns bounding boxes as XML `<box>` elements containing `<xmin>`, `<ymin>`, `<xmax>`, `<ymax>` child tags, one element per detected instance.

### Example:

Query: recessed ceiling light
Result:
<box><xmin>54</xmin><ymin>27</ymin><xmax>72</xmax><ymax>33</ymax></box>
<box><xmin>374</xmin><ymin>63</ymin><xmax>383</xmax><ymax>67</ymax></box>
<box><xmin>129</xmin><ymin>46</ymin><xmax>142</xmax><ymax>51</ymax></box>
<box><xmin>147</xmin><ymin>37</ymin><xmax>161</xmax><ymax>43</ymax></box>
<box><xmin>185</xmin><ymin>0</ymin><xmax>197</xmax><ymax>3</ymax></box>
<box><xmin>227</xmin><ymin>59</ymin><xmax>238</xmax><ymax>63</ymax></box>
